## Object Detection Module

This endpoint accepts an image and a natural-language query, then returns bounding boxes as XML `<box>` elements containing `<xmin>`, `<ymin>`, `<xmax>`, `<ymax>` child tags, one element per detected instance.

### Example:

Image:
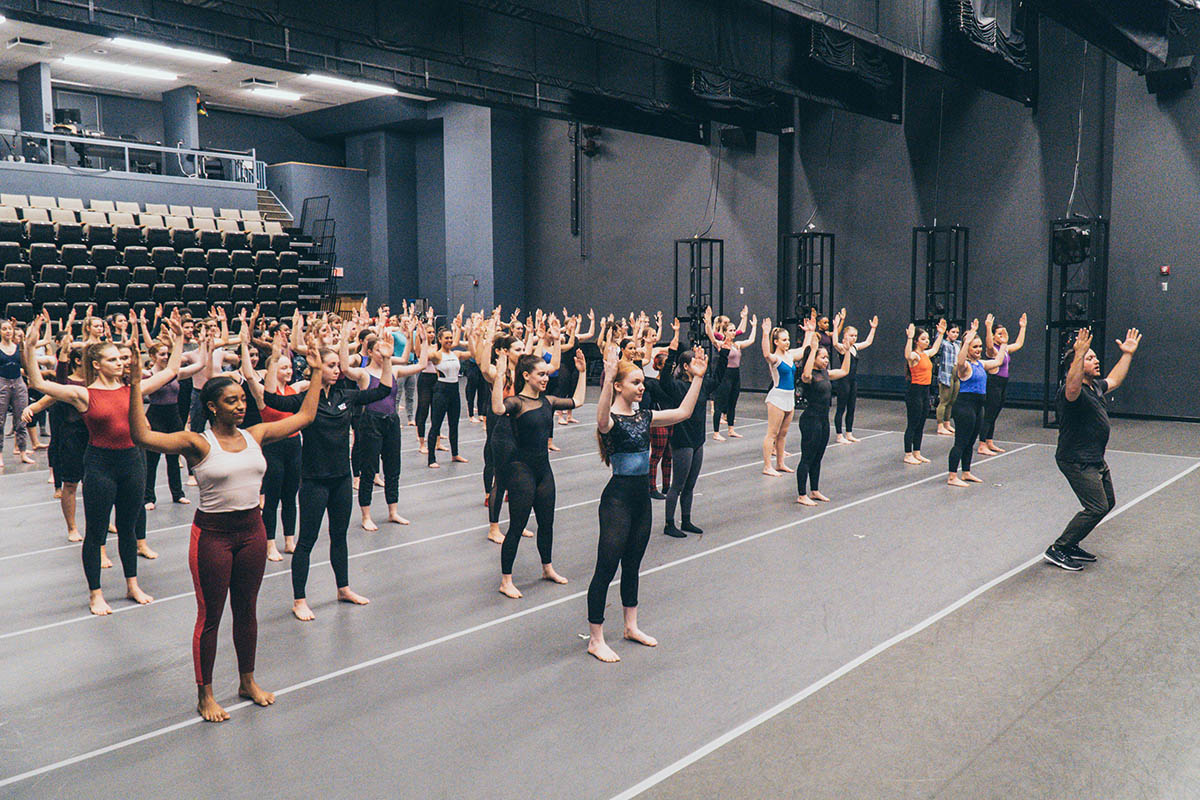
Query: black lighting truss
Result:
<box><xmin>1043</xmin><ymin>217</ymin><xmax>1109</xmax><ymax>428</ymax></box>
<box><xmin>674</xmin><ymin>238</ymin><xmax>724</xmax><ymax>349</ymax></box>
<box><xmin>911</xmin><ymin>225</ymin><xmax>969</xmax><ymax>410</ymax></box>
<box><xmin>780</xmin><ymin>232</ymin><xmax>835</xmax><ymax>332</ymax></box>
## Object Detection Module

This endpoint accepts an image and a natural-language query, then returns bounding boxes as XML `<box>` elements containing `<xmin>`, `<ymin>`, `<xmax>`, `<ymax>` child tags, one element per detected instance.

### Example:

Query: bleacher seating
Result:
<box><xmin>0</xmin><ymin>195</ymin><xmax>311</xmax><ymax>322</ymax></box>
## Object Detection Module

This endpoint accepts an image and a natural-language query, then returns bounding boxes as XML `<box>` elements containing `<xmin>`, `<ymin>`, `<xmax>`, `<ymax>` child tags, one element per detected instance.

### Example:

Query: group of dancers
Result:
<box><xmin>7</xmin><ymin>297</ymin><xmax>1140</xmax><ymax>720</ymax></box>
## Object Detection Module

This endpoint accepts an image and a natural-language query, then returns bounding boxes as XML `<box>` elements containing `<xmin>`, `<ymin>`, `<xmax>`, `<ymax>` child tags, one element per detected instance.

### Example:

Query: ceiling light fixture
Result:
<box><xmin>0</xmin><ymin>15</ymin><xmax>7</xmax><ymax>24</ymax></box>
<box><xmin>61</xmin><ymin>55</ymin><xmax>177</xmax><ymax>81</ymax></box>
<box><xmin>249</xmin><ymin>86</ymin><xmax>302</xmax><ymax>102</ymax></box>
<box><xmin>109</xmin><ymin>36</ymin><xmax>230</xmax><ymax>64</ymax></box>
<box><xmin>303</xmin><ymin>73</ymin><xmax>399</xmax><ymax>95</ymax></box>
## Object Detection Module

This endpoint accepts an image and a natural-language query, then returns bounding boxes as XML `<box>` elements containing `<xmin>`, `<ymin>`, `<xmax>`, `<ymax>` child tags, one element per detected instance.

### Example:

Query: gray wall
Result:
<box><xmin>0</xmin><ymin>160</ymin><xmax>257</xmax><ymax>209</ymax></box>
<box><xmin>523</xmin><ymin>117</ymin><xmax>779</xmax><ymax>388</ymax></box>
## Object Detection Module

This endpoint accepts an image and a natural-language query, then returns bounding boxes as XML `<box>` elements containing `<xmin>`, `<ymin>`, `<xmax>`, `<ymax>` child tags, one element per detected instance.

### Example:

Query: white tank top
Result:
<box><xmin>436</xmin><ymin>351</ymin><xmax>461</xmax><ymax>383</ymax></box>
<box><xmin>193</xmin><ymin>429</ymin><xmax>267</xmax><ymax>513</ymax></box>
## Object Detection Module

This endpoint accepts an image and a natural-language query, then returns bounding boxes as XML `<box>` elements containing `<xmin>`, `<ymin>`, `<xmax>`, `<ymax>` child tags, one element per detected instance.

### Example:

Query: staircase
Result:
<box><xmin>257</xmin><ymin>188</ymin><xmax>294</xmax><ymax>225</ymax></box>
<box><xmin>290</xmin><ymin>195</ymin><xmax>337</xmax><ymax>313</ymax></box>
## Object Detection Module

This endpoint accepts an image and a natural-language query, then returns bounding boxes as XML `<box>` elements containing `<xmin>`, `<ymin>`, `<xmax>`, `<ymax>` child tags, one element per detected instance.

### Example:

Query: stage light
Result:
<box><xmin>61</xmin><ymin>55</ymin><xmax>177</xmax><ymax>81</ymax></box>
<box><xmin>109</xmin><ymin>37</ymin><xmax>230</xmax><ymax>64</ymax></box>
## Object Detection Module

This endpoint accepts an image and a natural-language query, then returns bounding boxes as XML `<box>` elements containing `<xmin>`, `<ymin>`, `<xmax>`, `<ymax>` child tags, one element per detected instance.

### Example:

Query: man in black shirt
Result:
<box><xmin>1044</xmin><ymin>326</ymin><xmax>1141</xmax><ymax>571</ymax></box>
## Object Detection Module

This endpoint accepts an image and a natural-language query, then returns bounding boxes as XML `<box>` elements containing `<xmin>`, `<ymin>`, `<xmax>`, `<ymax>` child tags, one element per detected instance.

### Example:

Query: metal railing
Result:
<box><xmin>0</xmin><ymin>128</ymin><xmax>265</xmax><ymax>186</ymax></box>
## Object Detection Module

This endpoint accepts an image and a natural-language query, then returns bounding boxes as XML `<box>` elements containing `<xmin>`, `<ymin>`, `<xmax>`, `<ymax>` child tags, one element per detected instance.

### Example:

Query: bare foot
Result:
<box><xmin>846</xmin><ymin>433</ymin><xmax>860</xmax><ymax>442</ymax></box>
<box><xmin>547</xmin><ymin>443</ymin><xmax>561</xmax><ymax>452</ymax></box>
<box><xmin>762</xmin><ymin>467</ymin><xmax>781</xmax><ymax>477</ymax></box>
<box><xmin>88</xmin><ymin>590</ymin><xmax>112</xmax><ymax>616</ymax></box>
<box><xmin>373</xmin><ymin>474</ymin><xmax>385</xmax><ymax>487</ymax></box>
<box><xmin>54</xmin><ymin>487</ymin><xmax>62</xmax><ymax>499</ymax></box>
<box><xmin>915</xmin><ymin>454</ymin><xmax>931</xmax><ymax>464</ymax></box>
<box><xmin>20</xmin><ymin>452</ymin><xmax>34</xmax><ymax>464</ymax></box>
<box><xmin>361</xmin><ymin>516</ymin><xmax>379</xmax><ymax>532</ymax></box>
<box><xmin>67</xmin><ymin>528</ymin><xmax>82</xmax><ymax>542</ymax></box>
<box><xmin>977</xmin><ymin>446</ymin><xmax>997</xmax><ymax>456</ymax></box>
<box><xmin>419</xmin><ymin>445</ymin><xmax>428</xmax><ymax>455</ymax></box>
<box><xmin>187</xmin><ymin>475</ymin><xmax>198</xmax><ymax>486</ymax></box>
<box><xmin>108</xmin><ymin>522</ymin><xmax>117</xmax><ymax>533</ymax></box>
<box><xmin>903</xmin><ymin>455</ymin><xmax>921</xmax><ymax>465</ymax></box>
<box><xmin>796</xmin><ymin>495</ymin><xmax>817</xmax><ymax>506</ymax></box>
<box><xmin>987</xmin><ymin>443</ymin><xmax>1006</xmax><ymax>453</ymax></box>
<box><xmin>292</xmin><ymin>599</ymin><xmax>315</xmax><ymax>621</ymax></box>
<box><xmin>776</xmin><ymin>463</ymin><xmax>795</xmax><ymax>473</ymax></box>
<box><xmin>567</xmin><ymin>417</ymin><xmax>579</xmax><ymax>424</ymax></box>
<box><xmin>728</xmin><ymin>430</ymin><xmax>742</xmax><ymax>439</ymax></box>
<box><xmin>283</xmin><ymin>536</ymin><xmax>296</xmax><ymax>554</ymax></box>
<box><xmin>126</xmin><ymin>583</ymin><xmax>154</xmax><ymax>604</ymax></box>
<box><xmin>428</xmin><ymin>462</ymin><xmax>440</xmax><ymax>469</ymax></box>
<box><xmin>144</xmin><ymin>502</ymin><xmax>156</xmax><ymax>511</ymax></box>
<box><xmin>810</xmin><ymin>491</ymin><xmax>830</xmax><ymax>502</ymax></box>
<box><xmin>836</xmin><ymin>434</ymin><xmax>848</xmax><ymax>444</ymax></box>
<box><xmin>499</xmin><ymin>578</ymin><xmax>523</xmax><ymax>599</ymax></box>
<box><xmin>947</xmin><ymin>476</ymin><xmax>970</xmax><ymax>487</ymax></box>
<box><xmin>937</xmin><ymin>427</ymin><xmax>954</xmax><ymax>436</ymax></box>
<box><xmin>337</xmin><ymin>587</ymin><xmax>370</xmax><ymax>605</ymax></box>
<box><xmin>238</xmin><ymin>676</ymin><xmax>276</xmax><ymax>707</ymax></box>
<box><xmin>100</xmin><ymin>549</ymin><xmax>113</xmax><ymax>569</ymax></box>
<box><xmin>557</xmin><ymin>417</ymin><xmax>569</xmax><ymax>426</ymax></box>
<box><xmin>588</xmin><ymin>637</ymin><xmax>620</xmax><ymax>662</ymax></box>
<box><xmin>137</xmin><ymin>541</ymin><xmax>158</xmax><ymax>559</ymax></box>
<box><xmin>176</xmin><ymin>496</ymin><xmax>191</xmax><ymax>505</ymax></box>
<box><xmin>387</xmin><ymin>513</ymin><xmax>410</xmax><ymax>525</ymax></box>
<box><xmin>452</xmin><ymin>455</ymin><xmax>469</xmax><ymax>463</ymax></box>
<box><xmin>962</xmin><ymin>472</ymin><xmax>983</xmax><ymax>483</ymax></box>
<box><xmin>713</xmin><ymin>432</ymin><xmax>726</xmax><ymax>442</ymax></box>
<box><xmin>624</xmin><ymin>627</ymin><xmax>658</xmax><ymax>647</ymax></box>
<box><xmin>197</xmin><ymin>691</ymin><xmax>230</xmax><ymax>723</ymax></box>
<box><xmin>437</xmin><ymin>440</ymin><xmax>449</xmax><ymax>452</ymax></box>
<box><xmin>542</xmin><ymin>565</ymin><xmax>568</xmax><ymax>584</ymax></box>
<box><xmin>352</xmin><ymin>477</ymin><xmax>360</xmax><ymax>490</ymax></box>
<box><xmin>266</xmin><ymin>542</ymin><xmax>284</xmax><ymax>562</ymax></box>
<box><xmin>521</xmin><ymin>528</ymin><xmax>534</xmax><ymax>538</ymax></box>
<box><xmin>487</xmin><ymin>524</ymin><xmax>505</xmax><ymax>544</ymax></box>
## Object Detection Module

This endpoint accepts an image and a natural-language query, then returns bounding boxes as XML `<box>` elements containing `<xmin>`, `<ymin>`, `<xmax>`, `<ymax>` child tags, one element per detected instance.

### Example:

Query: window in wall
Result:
<box><xmin>52</xmin><ymin>90</ymin><xmax>101</xmax><ymax>133</ymax></box>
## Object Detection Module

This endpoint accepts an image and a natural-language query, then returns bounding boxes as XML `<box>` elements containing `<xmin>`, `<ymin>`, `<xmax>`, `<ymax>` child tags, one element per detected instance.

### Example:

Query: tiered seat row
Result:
<box><xmin>0</xmin><ymin>194</ymin><xmax>311</xmax><ymax>323</ymax></box>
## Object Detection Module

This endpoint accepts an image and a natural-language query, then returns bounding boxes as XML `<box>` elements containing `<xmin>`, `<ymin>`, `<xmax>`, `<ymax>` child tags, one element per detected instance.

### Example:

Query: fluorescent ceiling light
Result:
<box><xmin>0</xmin><ymin>16</ymin><xmax>7</xmax><ymax>24</ymax></box>
<box><xmin>109</xmin><ymin>36</ymin><xmax>230</xmax><ymax>64</ymax></box>
<box><xmin>303</xmin><ymin>73</ymin><xmax>398</xmax><ymax>95</ymax></box>
<box><xmin>249</xmin><ymin>86</ymin><xmax>302</xmax><ymax>101</ymax></box>
<box><xmin>61</xmin><ymin>55</ymin><xmax>177</xmax><ymax>81</ymax></box>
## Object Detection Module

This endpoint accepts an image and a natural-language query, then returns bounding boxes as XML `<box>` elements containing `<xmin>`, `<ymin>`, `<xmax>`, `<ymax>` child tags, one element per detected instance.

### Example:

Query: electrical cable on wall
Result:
<box><xmin>694</xmin><ymin>128</ymin><xmax>724</xmax><ymax>238</ymax></box>
<box><xmin>1066</xmin><ymin>41</ymin><xmax>1096</xmax><ymax>219</ymax></box>
<box><xmin>798</xmin><ymin>110</ymin><xmax>837</xmax><ymax>232</ymax></box>
<box><xmin>933</xmin><ymin>87</ymin><xmax>945</xmax><ymax>227</ymax></box>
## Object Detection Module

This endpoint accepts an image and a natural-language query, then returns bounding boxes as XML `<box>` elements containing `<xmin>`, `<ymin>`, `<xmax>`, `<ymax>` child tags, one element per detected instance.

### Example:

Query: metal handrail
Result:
<box><xmin>0</xmin><ymin>127</ymin><xmax>264</xmax><ymax>186</ymax></box>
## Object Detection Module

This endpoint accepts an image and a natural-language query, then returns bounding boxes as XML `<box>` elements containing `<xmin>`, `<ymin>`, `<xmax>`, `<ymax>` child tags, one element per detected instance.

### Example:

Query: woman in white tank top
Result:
<box><xmin>128</xmin><ymin>327</ymin><xmax>322</xmax><ymax>725</ymax></box>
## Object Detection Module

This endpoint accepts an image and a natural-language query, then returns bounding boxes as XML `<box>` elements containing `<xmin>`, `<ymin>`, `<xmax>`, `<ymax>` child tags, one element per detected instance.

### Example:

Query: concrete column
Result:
<box><xmin>162</xmin><ymin>85</ymin><xmax>200</xmax><ymax>149</ymax></box>
<box><xmin>17</xmin><ymin>63</ymin><xmax>52</xmax><ymax>132</ymax></box>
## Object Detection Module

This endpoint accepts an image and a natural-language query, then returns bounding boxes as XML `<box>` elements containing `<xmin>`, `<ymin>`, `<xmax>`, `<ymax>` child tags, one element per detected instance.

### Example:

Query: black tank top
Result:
<box><xmin>505</xmin><ymin>393</ymin><xmax>576</xmax><ymax>466</ymax></box>
<box><xmin>802</xmin><ymin>369</ymin><xmax>833</xmax><ymax>414</ymax></box>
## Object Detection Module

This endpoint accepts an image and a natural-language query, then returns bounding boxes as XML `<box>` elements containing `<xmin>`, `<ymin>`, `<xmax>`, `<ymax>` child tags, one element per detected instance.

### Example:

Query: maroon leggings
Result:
<box><xmin>188</xmin><ymin>508</ymin><xmax>267</xmax><ymax>686</ymax></box>
<box><xmin>649</xmin><ymin>425</ymin><xmax>673</xmax><ymax>492</ymax></box>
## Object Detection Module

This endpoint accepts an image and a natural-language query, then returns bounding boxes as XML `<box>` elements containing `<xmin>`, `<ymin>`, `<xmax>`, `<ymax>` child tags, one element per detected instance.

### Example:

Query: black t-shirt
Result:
<box><xmin>1056</xmin><ymin>379</ymin><xmax>1109</xmax><ymax>463</ymax></box>
<box><xmin>801</xmin><ymin>369</ymin><xmax>833</xmax><ymax>414</ymax></box>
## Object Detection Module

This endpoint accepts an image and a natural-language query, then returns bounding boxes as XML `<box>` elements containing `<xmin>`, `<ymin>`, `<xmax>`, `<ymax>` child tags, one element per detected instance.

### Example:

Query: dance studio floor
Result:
<box><xmin>1</xmin><ymin>396</ymin><xmax>1197</xmax><ymax>799</ymax></box>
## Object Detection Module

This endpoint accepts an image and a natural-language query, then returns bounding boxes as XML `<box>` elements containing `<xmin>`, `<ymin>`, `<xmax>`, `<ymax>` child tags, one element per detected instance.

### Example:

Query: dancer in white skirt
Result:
<box><xmin>760</xmin><ymin>316</ymin><xmax>809</xmax><ymax>477</ymax></box>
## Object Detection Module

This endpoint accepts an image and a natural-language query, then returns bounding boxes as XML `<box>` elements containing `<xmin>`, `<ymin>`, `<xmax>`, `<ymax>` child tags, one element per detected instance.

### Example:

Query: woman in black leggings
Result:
<box><xmin>427</xmin><ymin>323</ymin><xmax>472</xmax><ymax>468</ymax></box>
<box><xmin>978</xmin><ymin>312</ymin><xmax>1027</xmax><ymax>456</ymax></box>
<box><xmin>902</xmin><ymin>319</ymin><xmax>945</xmax><ymax>466</ymax></box>
<box><xmin>262</xmin><ymin>320</ymin><xmax>393</xmax><ymax>621</ymax></box>
<box><xmin>587</xmin><ymin>343</ymin><xmax>707</xmax><ymax>663</ymax></box>
<box><xmin>947</xmin><ymin>320</ymin><xmax>1008</xmax><ymax>487</ymax></box>
<box><xmin>143</xmin><ymin>338</ymin><xmax>205</xmax><ymax>509</ymax></box>
<box><xmin>832</xmin><ymin>314</ymin><xmax>876</xmax><ymax>444</ymax></box>
<box><xmin>415</xmin><ymin>324</ymin><xmax>438</xmax><ymax>454</ymax></box>
<box><xmin>491</xmin><ymin>348</ymin><xmax>587</xmax><ymax>599</ymax></box>
<box><xmin>705</xmin><ymin>305</ymin><xmax>754</xmax><ymax>441</ymax></box>
<box><xmin>474</xmin><ymin>324</ymin><xmax>525</xmax><ymax>544</ymax></box>
<box><xmin>795</xmin><ymin>318</ymin><xmax>854</xmax><ymax>506</ymax></box>
<box><xmin>24</xmin><ymin>311</ymin><xmax>182</xmax><ymax>615</ymax></box>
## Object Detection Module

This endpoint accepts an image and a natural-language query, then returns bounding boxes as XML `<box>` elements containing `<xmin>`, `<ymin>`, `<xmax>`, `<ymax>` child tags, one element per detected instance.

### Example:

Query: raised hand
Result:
<box><xmin>1019</xmin><ymin>312</ymin><xmax>1028</xmax><ymax>328</ymax></box>
<box><xmin>870</xmin><ymin>315</ymin><xmax>879</xmax><ymax>328</ymax></box>
<box><xmin>1072</xmin><ymin>327</ymin><xmax>1092</xmax><ymax>356</ymax></box>
<box><xmin>688</xmin><ymin>347</ymin><xmax>709</xmax><ymax>378</ymax></box>
<box><xmin>1116</xmin><ymin>328</ymin><xmax>1141</xmax><ymax>355</ymax></box>
<box><xmin>603</xmin><ymin>344</ymin><xmax>620</xmax><ymax>379</ymax></box>
<box><xmin>802</xmin><ymin>315</ymin><xmax>816</xmax><ymax>333</ymax></box>
<box><xmin>671</xmin><ymin>317</ymin><xmax>680</xmax><ymax>333</ymax></box>
<box><xmin>936</xmin><ymin>318</ymin><xmax>947</xmax><ymax>335</ymax></box>
<box><xmin>305</xmin><ymin>334</ymin><xmax>323</xmax><ymax>371</ymax></box>
<box><xmin>985</xmin><ymin>313</ymin><xmax>994</xmax><ymax>327</ymax></box>
<box><xmin>906</xmin><ymin>323</ymin><xmax>915</xmax><ymax>339</ymax></box>
<box><xmin>762</xmin><ymin>316</ymin><xmax>772</xmax><ymax>330</ymax></box>
<box><xmin>969</xmin><ymin>318</ymin><xmax>979</xmax><ymax>333</ymax></box>
<box><xmin>574</xmin><ymin>347</ymin><xmax>586</xmax><ymax>372</ymax></box>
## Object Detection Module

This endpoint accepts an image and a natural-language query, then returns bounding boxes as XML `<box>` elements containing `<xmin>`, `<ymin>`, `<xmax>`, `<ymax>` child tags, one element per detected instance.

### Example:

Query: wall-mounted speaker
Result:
<box><xmin>1146</xmin><ymin>55</ymin><xmax>1196</xmax><ymax>96</ymax></box>
<box><xmin>718</xmin><ymin>126</ymin><xmax>756</xmax><ymax>153</ymax></box>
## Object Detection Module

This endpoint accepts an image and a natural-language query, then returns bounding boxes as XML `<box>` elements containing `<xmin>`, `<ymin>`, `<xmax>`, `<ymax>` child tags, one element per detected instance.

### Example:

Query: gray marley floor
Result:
<box><xmin>0</xmin><ymin>396</ymin><xmax>1196</xmax><ymax>800</ymax></box>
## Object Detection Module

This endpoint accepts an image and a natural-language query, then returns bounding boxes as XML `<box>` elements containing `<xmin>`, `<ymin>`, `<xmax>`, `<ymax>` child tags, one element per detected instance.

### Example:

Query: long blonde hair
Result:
<box><xmin>597</xmin><ymin>359</ymin><xmax>642</xmax><ymax>465</ymax></box>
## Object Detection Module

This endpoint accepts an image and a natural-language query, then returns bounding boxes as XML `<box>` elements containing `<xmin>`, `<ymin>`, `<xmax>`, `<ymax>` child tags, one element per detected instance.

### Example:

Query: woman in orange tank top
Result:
<box><xmin>903</xmin><ymin>319</ymin><xmax>945</xmax><ymax>466</ymax></box>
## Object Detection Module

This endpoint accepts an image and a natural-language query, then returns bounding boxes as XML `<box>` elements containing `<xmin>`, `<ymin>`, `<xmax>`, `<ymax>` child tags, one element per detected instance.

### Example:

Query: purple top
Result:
<box><xmin>147</xmin><ymin>376</ymin><xmax>180</xmax><ymax>406</ymax></box>
<box><xmin>997</xmin><ymin>352</ymin><xmax>1011</xmax><ymax>379</ymax></box>
<box><xmin>364</xmin><ymin>373</ymin><xmax>399</xmax><ymax>415</ymax></box>
<box><xmin>715</xmin><ymin>330</ymin><xmax>743</xmax><ymax>369</ymax></box>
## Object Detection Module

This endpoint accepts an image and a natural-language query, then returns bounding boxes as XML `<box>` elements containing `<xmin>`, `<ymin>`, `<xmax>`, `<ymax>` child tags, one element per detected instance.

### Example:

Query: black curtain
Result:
<box><xmin>954</xmin><ymin>0</ymin><xmax>1032</xmax><ymax>69</ymax></box>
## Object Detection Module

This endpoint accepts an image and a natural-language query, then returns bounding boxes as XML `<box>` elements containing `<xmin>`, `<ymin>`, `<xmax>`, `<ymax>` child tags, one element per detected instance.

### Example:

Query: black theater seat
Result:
<box><xmin>103</xmin><ymin>266</ymin><xmax>130</xmax><ymax>289</ymax></box>
<box><xmin>123</xmin><ymin>246</ymin><xmax>150</xmax><ymax>267</ymax></box>
<box><xmin>205</xmin><ymin>249</ymin><xmax>230</xmax><ymax>270</ymax></box>
<box><xmin>59</xmin><ymin>244</ymin><xmax>89</xmax><ymax>268</ymax></box>
<box><xmin>39</xmin><ymin>264</ymin><xmax>68</xmax><ymax>286</ymax></box>
<box><xmin>90</xmin><ymin>245</ymin><xmax>119</xmax><ymax>269</ymax></box>
<box><xmin>29</xmin><ymin>243</ymin><xmax>58</xmax><ymax>269</ymax></box>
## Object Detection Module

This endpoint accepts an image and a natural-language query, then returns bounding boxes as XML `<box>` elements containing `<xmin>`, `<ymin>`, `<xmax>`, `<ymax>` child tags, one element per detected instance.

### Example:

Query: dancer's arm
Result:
<box><xmin>904</xmin><ymin>324</ymin><xmax>919</xmax><ymax>365</ymax></box>
<box><xmin>736</xmin><ymin>315</ymin><xmax>758</xmax><ymax>349</ymax></box>
<box><xmin>139</xmin><ymin>315</ymin><xmax>183</xmax><ymax>395</ymax></box>
<box><xmin>651</xmin><ymin>348</ymin><xmax>708</xmax><ymax>427</ymax></box>
<box><xmin>251</xmin><ymin>349</ymin><xmax>323</xmax><ymax>445</ymax></box>
<box><xmin>857</xmin><ymin>316</ymin><xmax>879</xmax><ymax>351</ymax></box>
<box><xmin>924</xmin><ymin>318</ymin><xmax>946</xmax><ymax>357</ymax></box>
<box><xmin>828</xmin><ymin>345</ymin><xmax>853</xmax><ymax>380</ymax></box>
<box><xmin>761</xmin><ymin>316</ymin><xmax>775</xmax><ymax>363</ymax></box>
<box><xmin>1062</xmin><ymin>327</ymin><xmax>1091</xmax><ymax>402</ymax></box>
<box><xmin>552</xmin><ymin>349</ymin><xmax>588</xmax><ymax>410</ymax></box>
<box><xmin>955</xmin><ymin>320</ymin><xmax>979</xmax><ymax>381</ymax></box>
<box><xmin>984</xmin><ymin>313</ymin><xmax>995</xmax><ymax>357</ymax></box>
<box><xmin>23</xmin><ymin>314</ymin><xmax>88</xmax><ymax>411</ymax></box>
<box><xmin>981</xmin><ymin>342</ymin><xmax>1009</xmax><ymax>371</ymax></box>
<box><xmin>491</xmin><ymin>352</ymin><xmax>509</xmax><ymax>417</ymax></box>
<box><xmin>1103</xmin><ymin>328</ymin><xmax>1141</xmax><ymax>393</ymax></box>
<box><xmin>800</xmin><ymin>329</ymin><xmax>819</xmax><ymax>383</ymax></box>
<box><xmin>1007</xmin><ymin>313</ymin><xmax>1028</xmax><ymax>354</ymax></box>
<box><xmin>128</xmin><ymin>336</ymin><xmax>206</xmax><ymax>462</ymax></box>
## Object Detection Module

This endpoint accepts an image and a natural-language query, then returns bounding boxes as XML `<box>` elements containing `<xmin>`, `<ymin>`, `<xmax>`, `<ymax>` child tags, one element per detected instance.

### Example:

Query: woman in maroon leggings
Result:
<box><xmin>129</xmin><ymin>327</ymin><xmax>322</xmax><ymax>723</ymax></box>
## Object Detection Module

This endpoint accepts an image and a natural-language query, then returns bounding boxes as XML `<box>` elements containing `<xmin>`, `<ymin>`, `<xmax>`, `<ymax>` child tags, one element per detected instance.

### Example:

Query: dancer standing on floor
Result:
<box><xmin>706</xmin><ymin>306</ymin><xmax>756</xmax><ymax>442</ymax></box>
<box><xmin>491</xmin><ymin>346</ymin><xmax>587</xmax><ymax>599</ymax></box>
<box><xmin>23</xmin><ymin>311</ymin><xmax>182</xmax><ymax>615</ymax></box>
<box><xmin>935</xmin><ymin>321</ymin><xmax>961</xmax><ymax>437</ymax></box>
<box><xmin>249</xmin><ymin>330</ymin><xmax>304</xmax><ymax>561</ymax></box>
<box><xmin>0</xmin><ymin>319</ymin><xmax>35</xmax><ymax>465</ymax></box>
<box><xmin>143</xmin><ymin>337</ymin><xmax>205</xmax><ymax>509</ymax></box>
<box><xmin>903</xmin><ymin>319</ymin><xmax>945</xmax><ymax>465</ymax></box>
<box><xmin>1043</xmin><ymin>326</ymin><xmax>1141</xmax><ymax>570</ymax></box>
<box><xmin>587</xmin><ymin>343</ymin><xmax>707</xmax><ymax>663</ymax></box>
<box><xmin>978</xmin><ymin>312</ymin><xmax>1027</xmax><ymax>456</ymax></box>
<box><xmin>946</xmin><ymin>320</ymin><xmax>1007</xmax><ymax>487</ymax></box>
<box><xmin>760</xmin><ymin>317</ymin><xmax>808</xmax><ymax>477</ymax></box>
<box><xmin>262</xmin><ymin>319</ymin><xmax>394</xmax><ymax>621</ymax></box>
<box><xmin>796</xmin><ymin>318</ymin><xmax>854</xmax><ymax>506</ymax></box>
<box><xmin>129</xmin><ymin>329</ymin><xmax>321</xmax><ymax>722</ymax></box>
<box><xmin>427</xmin><ymin>318</ymin><xmax>472</xmax><ymax>468</ymax></box>
<box><xmin>832</xmin><ymin>314</ymin><xmax>876</xmax><ymax>444</ymax></box>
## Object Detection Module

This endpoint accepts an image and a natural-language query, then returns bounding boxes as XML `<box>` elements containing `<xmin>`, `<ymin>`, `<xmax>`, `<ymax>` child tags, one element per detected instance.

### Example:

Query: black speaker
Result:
<box><xmin>718</xmin><ymin>126</ymin><xmax>756</xmax><ymax>153</ymax></box>
<box><xmin>1052</xmin><ymin>225</ymin><xmax>1091</xmax><ymax>266</ymax></box>
<box><xmin>1146</xmin><ymin>55</ymin><xmax>1196</xmax><ymax>96</ymax></box>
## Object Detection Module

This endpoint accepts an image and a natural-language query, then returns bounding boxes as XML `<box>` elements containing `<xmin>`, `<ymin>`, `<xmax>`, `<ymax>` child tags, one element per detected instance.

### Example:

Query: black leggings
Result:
<box><xmin>427</xmin><ymin>382</ymin><xmax>461</xmax><ymax>464</ymax></box>
<box><xmin>356</xmin><ymin>412</ymin><xmax>402</xmax><ymax>507</ymax></box>
<box><xmin>81</xmin><ymin>446</ymin><xmax>146</xmax><ymax>590</ymax></box>
<box><xmin>486</xmin><ymin>411</ymin><xmax>515</xmax><ymax>525</ymax></box>
<box><xmin>833</xmin><ymin>378</ymin><xmax>857</xmax><ymax>434</ymax></box>
<box><xmin>262</xmin><ymin>435</ymin><xmax>301</xmax><ymax>541</ymax></box>
<box><xmin>665</xmin><ymin>444</ymin><xmax>704</xmax><ymax>526</ymax></box>
<box><xmin>588</xmin><ymin>474</ymin><xmax>653</xmax><ymax>624</ymax></box>
<box><xmin>464</xmin><ymin>363</ymin><xmax>482</xmax><ymax>417</ymax></box>
<box><xmin>796</xmin><ymin>411</ymin><xmax>830</xmax><ymax>496</ymax></box>
<box><xmin>500</xmin><ymin>458</ymin><xmax>555</xmax><ymax>574</ymax></box>
<box><xmin>415</xmin><ymin>372</ymin><xmax>436</xmax><ymax>439</ymax></box>
<box><xmin>712</xmin><ymin>367</ymin><xmax>741</xmax><ymax>431</ymax></box>
<box><xmin>949</xmin><ymin>392</ymin><xmax>985</xmax><ymax>473</ymax></box>
<box><xmin>144</xmin><ymin>403</ymin><xmax>184</xmax><ymax>504</ymax></box>
<box><xmin>903</xmin><ymin>383</ymin><xmax>929</xmax><ymax>453</ymax></box>
<box><xmin>979</xmin><ymin>374</ymin><xmax>1009</xmax><ymax>442</ymax></box>
<box><xmin>293</xmin><ymin>474</ymin><xmax>353</xmax><ymax>599</ymax></box>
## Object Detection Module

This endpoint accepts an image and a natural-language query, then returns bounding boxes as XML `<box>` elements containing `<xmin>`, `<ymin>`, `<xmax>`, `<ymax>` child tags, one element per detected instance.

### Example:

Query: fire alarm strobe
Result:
<box><xmin>1160</xmin><ymin>265</ymin><xmax>1171</xmax><ymax>292</ymax></box>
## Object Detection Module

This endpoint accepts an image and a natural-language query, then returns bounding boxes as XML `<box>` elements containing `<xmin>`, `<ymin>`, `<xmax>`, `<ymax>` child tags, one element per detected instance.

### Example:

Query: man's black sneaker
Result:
<box><xmin>1043</xmin><ymin>546</ymin><xmax>1084</xmax><ymax>571</ymax></box>
<box><xmin>680</xmin><ymin>521</ymin><xmax>703</xmax><ymax>534</ymax></box>
<box><xmin>649</xmin><ymin>489</ymin><xmax>667</xmax><ymax>500</ymax></box>
<box><xmin>1065</xmin><ymin>544</ymin><xmax>1097</xmax><ymax>562</ymax></box>
<box><xmin>663</xmin><ymin>524</ymin><xmax>687</xmax><ymax>538</ymax></box>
